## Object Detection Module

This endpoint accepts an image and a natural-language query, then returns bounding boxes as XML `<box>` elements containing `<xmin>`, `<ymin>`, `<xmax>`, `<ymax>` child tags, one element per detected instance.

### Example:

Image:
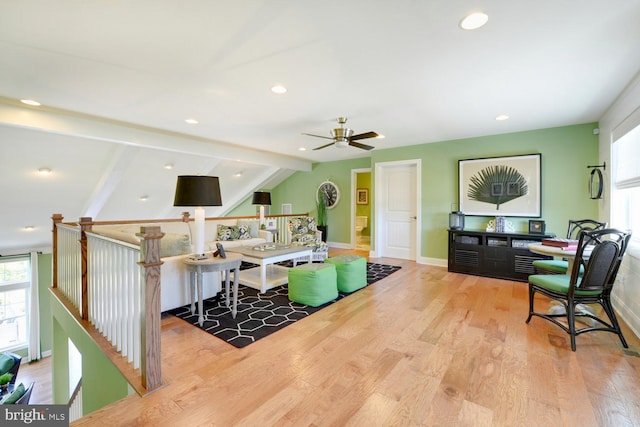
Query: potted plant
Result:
<box><xmin>316</xmin><ymin>189</ymin><xmax>328</xmax><ymax>242</ymax></box>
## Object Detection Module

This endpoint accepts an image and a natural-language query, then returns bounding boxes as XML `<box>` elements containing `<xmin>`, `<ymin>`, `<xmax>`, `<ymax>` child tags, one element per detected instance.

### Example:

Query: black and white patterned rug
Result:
<box><xmin>163</xmin><ymin>262</ymin><xmax>401</xmax><ymax>348</ymax></box>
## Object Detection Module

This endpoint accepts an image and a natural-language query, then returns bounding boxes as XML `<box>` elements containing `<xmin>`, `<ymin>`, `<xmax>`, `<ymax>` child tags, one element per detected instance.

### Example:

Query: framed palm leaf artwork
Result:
<box><xmin>458</xmin><ymin>153</ymin><xmax>541</xmax><ymax>217</ymax></box>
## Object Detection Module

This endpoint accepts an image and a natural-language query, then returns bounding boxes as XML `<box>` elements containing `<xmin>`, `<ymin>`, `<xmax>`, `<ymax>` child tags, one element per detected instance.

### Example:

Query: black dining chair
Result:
<box><xmin>526</xmin><ymin>228</ymin><xmax>631</xmax><ymax>351</ymax></box>
<box><xmin>532</xmin><ymin>219</ymin><xmax>607</xmax><ymax>274</ymax></box>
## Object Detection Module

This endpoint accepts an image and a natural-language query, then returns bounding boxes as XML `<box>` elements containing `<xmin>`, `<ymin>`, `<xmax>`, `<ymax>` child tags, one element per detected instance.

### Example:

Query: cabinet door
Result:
<box><xmin>452</xmin><ymin>248</ymin><xmax>481</xmax><ymax>272</ymax></box>
<box><xmin>482</xmin><ymin>247</ymin><xmax>509</xmax><ymax>275</ymax></box>
<box><xmin>511</xmin><ymin>250</ymin><xmax>553</xmax><ymax>280</ymax></box>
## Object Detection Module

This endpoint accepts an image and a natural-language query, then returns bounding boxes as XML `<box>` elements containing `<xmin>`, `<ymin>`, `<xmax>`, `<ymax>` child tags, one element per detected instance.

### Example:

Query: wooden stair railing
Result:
<box><xmin>51</xmin><ymin>214</ymin><xmax>163</xmax><ymax>394</ymax></box>
<box><xmin>49</xmin><ymin>211</ymin><xmax>310</xmax><ymax>396</ymax></box>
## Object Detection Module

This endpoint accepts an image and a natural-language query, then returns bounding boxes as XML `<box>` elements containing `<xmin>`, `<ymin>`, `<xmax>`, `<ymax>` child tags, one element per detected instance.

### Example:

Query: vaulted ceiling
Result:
<box><xmin>1</xmin><ymin>1</ymin><xmax>640</xmax><ymax>254</ymax></box>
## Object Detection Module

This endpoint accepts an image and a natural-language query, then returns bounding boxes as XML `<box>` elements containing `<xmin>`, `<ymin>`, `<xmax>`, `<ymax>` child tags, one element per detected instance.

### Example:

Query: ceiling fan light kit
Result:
<box><xmin>304</xmin><ymin>117</ymin><xmax>382</xmax><ymax>151</ymax></box>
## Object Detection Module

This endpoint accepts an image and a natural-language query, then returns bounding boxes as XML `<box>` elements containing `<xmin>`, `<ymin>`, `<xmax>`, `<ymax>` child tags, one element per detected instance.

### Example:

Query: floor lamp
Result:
<box><xmin>252</xmin><ymin>191</ymin><xmax>271</xmax><ymax>228</ymax></box>
<box><xmin>174</xmin><ymin>175</ymin><xmax>222</xmax><ymax>259</ymax></box>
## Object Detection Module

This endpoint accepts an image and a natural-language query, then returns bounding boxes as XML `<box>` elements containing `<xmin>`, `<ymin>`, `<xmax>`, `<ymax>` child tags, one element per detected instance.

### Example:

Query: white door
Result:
<box><xmin>375</xmin><ymin>160</ymin><xmax>420</xmax><ymax>260</ymax></box>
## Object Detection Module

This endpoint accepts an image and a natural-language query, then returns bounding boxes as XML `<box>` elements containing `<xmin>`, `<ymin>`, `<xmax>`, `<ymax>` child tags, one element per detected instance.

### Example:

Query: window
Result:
<box><xmin>0</xmin><ymin>257</ymin><xmax>30</xmax><ymax>351</ymax></box>
<box><xmin>611</xmin><ymin>114</ymin><xmax>640</xmax><ymax>251</ymax></box>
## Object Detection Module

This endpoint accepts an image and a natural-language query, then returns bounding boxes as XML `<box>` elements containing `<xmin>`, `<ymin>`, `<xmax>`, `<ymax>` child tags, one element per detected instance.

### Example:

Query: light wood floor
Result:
<box><xmin>12</xmin><ymin>353</ymin><xmax>52</xmax><ymax>404</ymax></box>
<box><xmin>25</xmin><ymin>249</ymin><xmax>640</xmax><ymax>426</ymax></box>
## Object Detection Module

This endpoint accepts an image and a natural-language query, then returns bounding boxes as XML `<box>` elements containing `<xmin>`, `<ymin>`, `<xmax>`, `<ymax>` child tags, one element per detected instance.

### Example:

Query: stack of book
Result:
<box><xmin>541</xmin><ymin>238</ymin><xmax>579</xmax><ymax>251</ymax></box>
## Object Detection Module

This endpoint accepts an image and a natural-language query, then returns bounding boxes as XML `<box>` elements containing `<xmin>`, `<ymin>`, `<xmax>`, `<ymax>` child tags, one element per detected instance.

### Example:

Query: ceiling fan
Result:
<box><xmin>303</xmin><ymin>117</ymin><xmax>383</xmax><ymax>151</ymax></box>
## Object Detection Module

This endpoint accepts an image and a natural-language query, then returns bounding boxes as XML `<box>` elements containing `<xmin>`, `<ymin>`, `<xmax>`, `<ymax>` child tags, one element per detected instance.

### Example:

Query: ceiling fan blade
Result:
<box><xmin>349</xmin><ymin>141</ymin><xmax>374</xmax><ymax>150</ymax></box>
<box><xmin>350</xmin><ymin>131</ymin><xmax>380</xmax><ymax>141</ymax></box>
<box><xmin>313</xmin><ymin>141</ymin><xmax>337</xmax><ymax>150</ymax></box>
<box><xmin>302</xmin><ymin>132</ymin><xmax>334</xmax><ymax>140</ymax></box>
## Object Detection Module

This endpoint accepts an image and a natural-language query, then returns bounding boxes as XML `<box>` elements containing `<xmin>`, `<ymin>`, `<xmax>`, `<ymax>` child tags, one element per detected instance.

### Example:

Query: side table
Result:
<box><xmin>183</xmin><ymin>252</ymin><xmax>243</xmax><ymax>325</ymax></box>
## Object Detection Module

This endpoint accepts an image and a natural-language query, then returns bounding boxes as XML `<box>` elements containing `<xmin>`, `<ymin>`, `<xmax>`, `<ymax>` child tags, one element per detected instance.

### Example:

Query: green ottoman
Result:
<box><xmin>288</xmin><ymin>263</ymin><xmax>338</xmax><ymax>307</ymax></box>
<box><xmin>325</xmin><ymin>255</ymin><xmax>367</xmax><ymax>293</ymax></box>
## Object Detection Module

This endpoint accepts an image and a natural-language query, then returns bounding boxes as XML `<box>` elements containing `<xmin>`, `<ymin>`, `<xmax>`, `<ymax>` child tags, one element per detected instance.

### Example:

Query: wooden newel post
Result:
<box><xmin>79</xmin><ymin>217</ymin><xmax>93</xmax><ymax>321</ymax></box>
<box><xmin>137</xmin><ymin>226</ymin><xmax>164</xmax><ymax>390</ymax></box>
<box><xmin>51</xmin><ymin>213</ymin><xmax>64</xmax><ymax>289</ymax></box>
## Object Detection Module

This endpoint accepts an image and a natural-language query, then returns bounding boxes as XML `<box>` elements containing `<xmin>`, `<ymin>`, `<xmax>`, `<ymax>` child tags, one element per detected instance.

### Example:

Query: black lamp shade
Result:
<box><xmin>173</xmin><ymin>175</ymin><xmax>222</xmax><ymax>206</ymax></box>
<box><xmin>252</xmin><ymin>191</ymin><xmax>271</xmax><ymax>205</ymax></box>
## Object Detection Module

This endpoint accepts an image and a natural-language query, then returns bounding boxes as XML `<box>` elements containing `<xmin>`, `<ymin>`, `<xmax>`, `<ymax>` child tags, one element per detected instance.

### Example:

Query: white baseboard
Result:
<box><xmin>613</xmin><ymin>295</ymin><xmax>640</xmax><ymax>339</ymax></box>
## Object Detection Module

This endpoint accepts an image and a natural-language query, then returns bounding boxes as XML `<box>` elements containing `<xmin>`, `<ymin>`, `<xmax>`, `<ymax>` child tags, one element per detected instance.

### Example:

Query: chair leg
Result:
<box><xmin>601</xmin><ymin>297</ymin><xmax>629</xmax><ymax>349</ymax></box>
<box><xmin>526</xmin><ymin>285</ymin><xmax>535</xmax><ymax>323</ymax></box>
<box><xmin>567</xmin><ymin>300</ymin><xmax>577</xmax><ymax>351</ymax></box>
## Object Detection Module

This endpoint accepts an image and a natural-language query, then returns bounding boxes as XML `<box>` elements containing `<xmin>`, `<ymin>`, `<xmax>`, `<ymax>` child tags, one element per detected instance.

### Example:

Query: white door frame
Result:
<box><xmin>373</xmin><ymin>159</ymin><xmax>421</xmax><ymax>260</ymax></box>
<box><xmin>350</xmin><ymin>167</ymin><xmax>371</xmax><ymax>253</ymax></box>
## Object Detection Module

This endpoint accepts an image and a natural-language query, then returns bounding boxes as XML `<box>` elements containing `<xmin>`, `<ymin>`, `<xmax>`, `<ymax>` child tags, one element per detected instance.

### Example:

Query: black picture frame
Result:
<box><xmin>458</xmin><ymin>153</ymin><xmax>542</xmax><ymax>217</ymax></box>
<box><xmin>528</xmin><ymin>220</ymin><xmax>546</xmax><ymax>234</ymax></box>
<box><xmin>214</xmin><ymin>242</ymin><xmax>226</xmax><ymax>258</ymax></box>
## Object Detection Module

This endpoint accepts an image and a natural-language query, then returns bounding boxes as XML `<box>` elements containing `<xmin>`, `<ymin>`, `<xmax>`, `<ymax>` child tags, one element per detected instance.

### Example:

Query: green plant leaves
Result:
<box><xmin>467</xmin><ymin>165</ymin><xmax>528</xmax><ymax>210</ymax></box>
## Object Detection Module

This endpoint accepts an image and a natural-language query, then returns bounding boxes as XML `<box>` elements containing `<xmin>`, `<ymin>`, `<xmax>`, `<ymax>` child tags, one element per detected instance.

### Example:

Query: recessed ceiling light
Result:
<box><xmin>271</xmin><ymin>85</ymin><xmax>287</xmax><ymax>94</ymax></box>
<box><xmin>185</xmin><ymin>118</ymin><xmax>199</xmax><ymax>124</ymax></box>
<box><xmin>37</xmin><ymin>167</ymin><xmax>52</xmax><ymax>175</ymax></box>
<box><xmin>376</xmin><ymin>134</ymin><xmax>385</xmax><ymax>139</ymax></box>
<box><xmin>460</xmin><ymin>12</ymin><xmax>488</xmax><ymax>30</ymax></box>
<box><xmin>495</xmin><ymin>114</ymin><xmax>510</xmax><ymax>121</ymax></box>
<box><xmin>139</xmin><ymin>195</ymin><xmax>149</xmax><ymax>201</ymax></box>
<box><xmin>164</xmin><ymin>163</ymin><xmax>174</xmax><ymax>170</ymax></box>
<box><xmin>21</xmin><ymin>99</ymin><xmax>41</xmax><ymax>106</ymax></box>
<box><xmin>234</xmin><ymin>171</ymin><xmax>243</xmax><ymax>177</ymax></box>
<box><xmin>298</xmin><ymin>147</ymin><xmax>307</xmax><ymax>151</ymax></box>
<box><xmin>24</xmin><ymin>226</ymin><xmax>35</xmax><ymax>231</ymax></box>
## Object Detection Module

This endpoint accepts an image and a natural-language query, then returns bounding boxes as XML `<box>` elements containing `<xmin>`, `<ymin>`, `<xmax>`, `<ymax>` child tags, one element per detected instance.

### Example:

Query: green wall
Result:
<box><xmin>231</xmin><ymin>158</ymin><xmax>372</xmax><ymax>242</ymax></box>
<box><xmin>243</xmin><ymin>123</ymin><xmax>599</xmax><ymax>261</ymax></box>
<box><xmin>51</xmin><ymin>291</ymin><xmax>130</xmax><ymax>412</ymax></box>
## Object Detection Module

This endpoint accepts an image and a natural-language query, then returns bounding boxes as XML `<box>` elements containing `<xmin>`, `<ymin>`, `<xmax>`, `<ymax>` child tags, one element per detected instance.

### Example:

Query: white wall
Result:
<box><xmin>599</xmin><ymin>70</ymin><xmax>640</xmax><ymax>338</ymax></box>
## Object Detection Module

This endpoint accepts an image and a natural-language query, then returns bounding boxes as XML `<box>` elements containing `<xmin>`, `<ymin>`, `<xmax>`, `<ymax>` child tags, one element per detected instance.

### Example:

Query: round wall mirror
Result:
<box><xmin>589</xmin><ymin>168</ymin><xmax>603</xmax><ymax>199</ymax></box>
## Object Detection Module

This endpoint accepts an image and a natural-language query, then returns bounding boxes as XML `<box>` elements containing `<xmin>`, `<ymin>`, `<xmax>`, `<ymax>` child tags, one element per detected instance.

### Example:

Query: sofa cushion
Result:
<box><xmin>161</xmin><ymin>233</ymin><xmax>191</xmax><ymax>257</ymax></box>
<box><xmin>0</xmin><ymin>353</ymin><xmax>14</xmax><ymax>375</ymax></box>
<box><xmin>237</xmin><ymin>220</ymin><xmax>260</xmax><ymax>238</ymax></box>
<box><xmin>217</xmin><ymin>224</ymin><xmax>251</xmax><ymax>241</ymax></box>
<box><xmin>1</xmin><ymin>382</ymin><xmax>25</xmax><ymax>404</ymax></box>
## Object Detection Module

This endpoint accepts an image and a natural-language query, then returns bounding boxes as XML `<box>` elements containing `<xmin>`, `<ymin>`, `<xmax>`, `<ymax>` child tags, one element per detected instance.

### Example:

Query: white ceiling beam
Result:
<box><xmin>0</xmin><ymin>99</ymin><xmax>312</xmax><ymax>172</ymax></box>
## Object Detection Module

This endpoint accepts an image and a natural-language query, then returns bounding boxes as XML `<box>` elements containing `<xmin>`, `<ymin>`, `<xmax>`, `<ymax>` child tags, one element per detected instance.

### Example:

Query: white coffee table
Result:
<box><xmin>227</xmin><ymin>244</ymin><xmax>313</xmax><ymax>293</ymax></box>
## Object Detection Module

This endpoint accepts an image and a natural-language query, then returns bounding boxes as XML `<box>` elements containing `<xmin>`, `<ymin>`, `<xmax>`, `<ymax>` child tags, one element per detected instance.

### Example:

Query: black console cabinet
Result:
<box><xmin>447</xmin><ymin>229</ymin><xmax>554</xmax><ymax>282</ymax></box>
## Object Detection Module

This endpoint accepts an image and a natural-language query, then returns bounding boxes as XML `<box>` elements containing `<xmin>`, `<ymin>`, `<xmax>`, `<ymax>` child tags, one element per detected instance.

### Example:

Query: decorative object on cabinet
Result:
<box><xmin>449</xmin><ymin>210</ymin><xmax>465</xmax><ymax>230</ymax></box>
<box><xmin>528</xmin><ymin>220</ymin><xmax>546</xmax><ymax>234</ymax></box>
<box><xmin>458</xmin><ymin>154</ymin><xmax>541</xmax><ymax>217</ymax></box>
<box><xmin>485</xmin><ymin>218</ymin><xmax>514</xmax><ymax>233</ymax></box>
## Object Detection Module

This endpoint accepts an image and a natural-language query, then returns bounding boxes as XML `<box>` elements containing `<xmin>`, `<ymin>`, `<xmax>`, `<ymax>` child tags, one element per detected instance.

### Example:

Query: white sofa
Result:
<box><xmin>92</xmin><ymin>218</ymin><xmax>271</xmax><ymax>311</ymax></box>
